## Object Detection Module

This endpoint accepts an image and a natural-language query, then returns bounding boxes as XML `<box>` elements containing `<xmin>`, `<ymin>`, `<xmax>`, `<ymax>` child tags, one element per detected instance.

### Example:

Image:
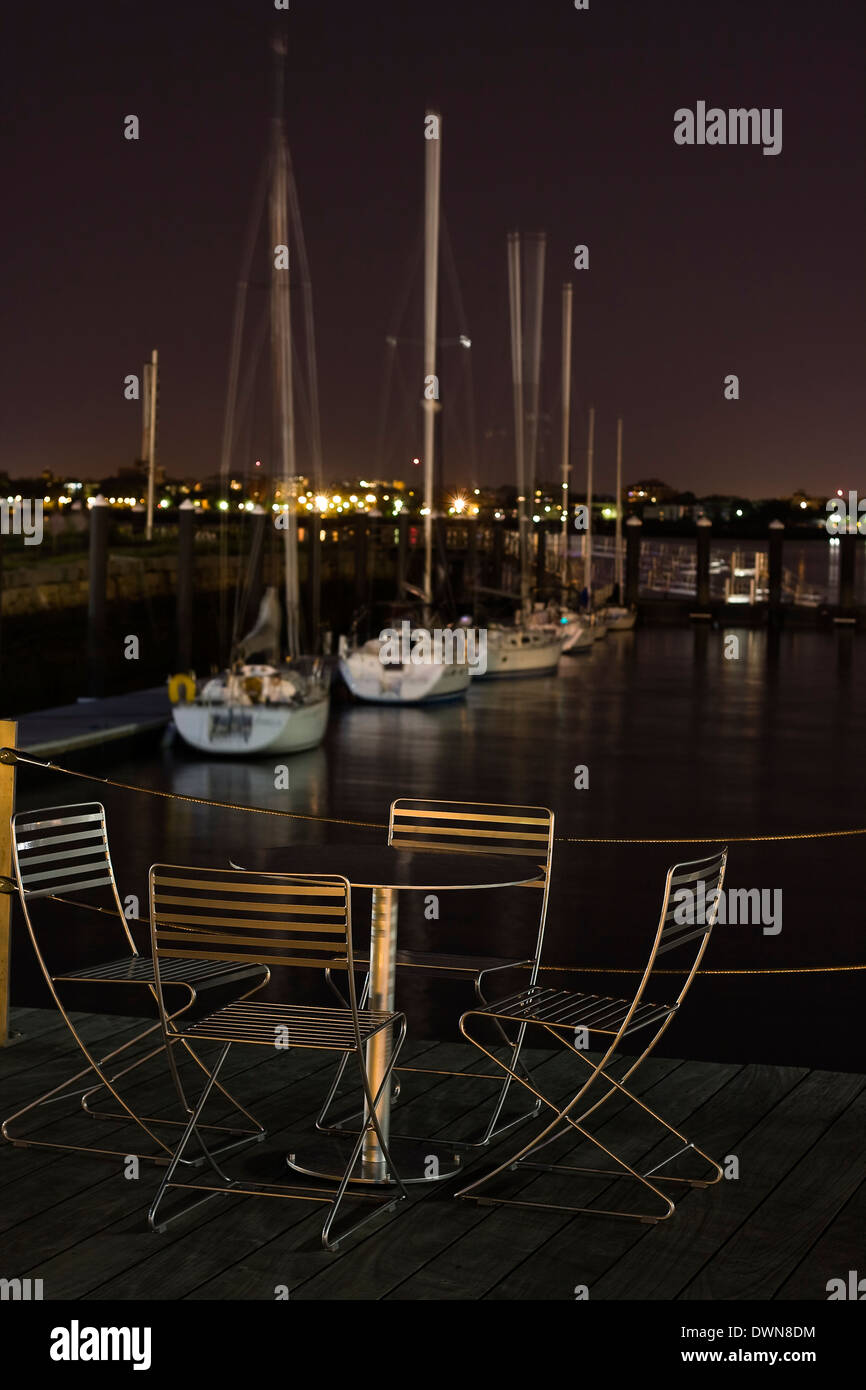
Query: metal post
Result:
<box><xmin>354</xmin><ymin>519</ymin><xmax>368</xmax><ymax>610</ymax></box>
<box><xmin>145</xmin><ymin>349</ymin><xmax>158</xmax><ymax>542</ymax></box>
<box><xmin>493</xmin><ymin>523</ymin><xmax>504</xmax><ymax>590</ymax></box>
<box><xmin>465</xmin><ymin>518</ymin><xmax>477</xmax><ymax>608</ymax></box>
<box><xmin>584</xmin><ymin>406</ymin><xmax>595</xmax><ymax>605</ymax></box>
<box><xmin>397</xmin><ymin>512</ymin><xmax>408</xmax><ymax>596</ymax></box>
<box><xmin>625</xmin><ymin>515</ymin><xmax>642</xmax><ymax>606</ymax></box>
<box><xmin>177</xmin><ymin>499</ymin><xmax>195</xmax><ymax>671</ymax></box>
<box><xmin>838</xmin><ymin>532</ymin><xmax>856</xmax><ymax>613</ymax></box>
<box><xmin>535</xmin><ymin>521</ymin><xmax>546</xmax><ymax>596</ymax></box>
<box><xmin>767</xmin><ymin>519</ymin><xmax>784</xmax><ymax>624</ymax></box>
<box><xmin>307</xmin><ymin>510</ymin><xmax>321</xmax><ymax>652</ymax></box>
<box><xmin>696</xmin><ymin>516</ymin><xmax>712</xmax><ymax>610</ymax></box>
<box><xmin>0</xmin><ymin>724</ymin><xmax>17</xmax><ymax>1046</ymax></box>
<box><xmin>88</xmin><ymin>496</ymin><xmax>109</xmax><ymax>698</ymax></box>
<box><xmin>614</xmin><ymin>416</ymin><xmax>624</xmax><ymax>601</ymax></box>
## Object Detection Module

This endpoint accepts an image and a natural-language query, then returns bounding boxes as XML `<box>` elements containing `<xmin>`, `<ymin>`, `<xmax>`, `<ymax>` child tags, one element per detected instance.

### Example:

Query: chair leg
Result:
<box><xmin>321</xmin><ymin>968</ymin><xmax>540</xmax><ymax>1148</ymax></box>
<box><xmin>149</xmin><ymin>1043</ymin><xmax>236</xmax><ymax>1232</ymax></box>
<box><xmin>453</xmin><ymin>1014</ymin><xmax>680</xmax><ymax>1221</ymax></box>
<box><xmin>568</xmin><ymin>1054</ymin><xmax>724</xmax><ymax>1190</ymax></box>
<box><xmin>78</xmin><ymin>1033</ymin><xmax>267</xmax><ymax>1163</ymax></box>
<box><xmin>320</xmin><ymin>1019</ymin><xmax>410</xmax><ymax>1252</ymax></box>
<box><xmin>2</xmin><ymin>1015</ymin><xmax>176</xmax><ymax>1161</ymax></box>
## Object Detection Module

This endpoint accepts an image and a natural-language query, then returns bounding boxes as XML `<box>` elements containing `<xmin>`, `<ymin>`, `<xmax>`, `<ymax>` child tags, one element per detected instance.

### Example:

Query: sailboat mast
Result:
<box><xmin>507</xmin><ymin>232</ymin><xmax>529</xmax><ymax>622</ymax></box>
<box><xmin>522</xmin><ymin>232</ymin><xmax>545</xmax><ymax>619</ymax></box>
<box><xmin>270</xmin><ymin>39</ymin><xmax>300</xmax><ymax>659</ymax></box>
<box><xmin>585</xmin><ymin>405</ymin><xmax>595</xmax><ymax>607</ymax></box>
<box><xmin>560</xmin><ymin>282</ymin><xmax>572</xmax><ymax>601</ymax></box>
<box><xmin>615</xmin><ymin>415</ymin><xmax>624</xmax><ymax>598</ymax></box>
<box><xmin>422</xmin><ymin>110</ymin><xmax>442</xmax><ymax>622</ymax></box>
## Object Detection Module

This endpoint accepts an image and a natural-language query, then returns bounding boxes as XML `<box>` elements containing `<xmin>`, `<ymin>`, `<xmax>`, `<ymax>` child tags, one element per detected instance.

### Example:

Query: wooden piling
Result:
<box><xmin>177</xmin><ymin>500</ymin><xmax>195</xmax><ymax>670</ymax></box>
<box><xmin>0</xmin><ymin>722</ymin><xmax>17</xmax><ymax>1046</ymax></box>
<box><xmin>87</xmin><ymin>496</ymin><xmax>109</xmax><ymax>698</ymax></box>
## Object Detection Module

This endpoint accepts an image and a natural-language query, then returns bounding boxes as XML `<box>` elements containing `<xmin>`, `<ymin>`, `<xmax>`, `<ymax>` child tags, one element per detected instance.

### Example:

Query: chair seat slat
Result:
<box><xmin>160</xmin><ymin>947</ymin><xmax>349</xmax><ymax>970</ymax></box>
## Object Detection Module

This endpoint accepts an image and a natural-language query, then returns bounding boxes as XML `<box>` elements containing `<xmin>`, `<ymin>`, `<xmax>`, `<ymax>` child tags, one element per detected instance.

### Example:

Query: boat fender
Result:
<box><xmin>167</xmin><ymin>673</ymin><xmax>196</xmax><ymax>704</ymax></box>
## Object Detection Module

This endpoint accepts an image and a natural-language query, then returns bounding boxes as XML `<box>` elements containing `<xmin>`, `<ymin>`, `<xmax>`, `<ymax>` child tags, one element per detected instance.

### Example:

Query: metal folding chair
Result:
<box><xmin>2</xmin><ymin>802</ymin><xmax>269</xmax><ymax>1162</ymax></box>
<box><xmin>318</xmin><ymin>798</ymin><xmax>554</xmax><ymax>1147</ymax></box>
<box><xmin>146</xmin><ymin>866</ymin><xmax>408</xmax><ymax>1251</ymax></box>
<box><xmin>455</xmin><ymin>848</ymin><xmax>728</xmax><ymax>1221</ymax></box>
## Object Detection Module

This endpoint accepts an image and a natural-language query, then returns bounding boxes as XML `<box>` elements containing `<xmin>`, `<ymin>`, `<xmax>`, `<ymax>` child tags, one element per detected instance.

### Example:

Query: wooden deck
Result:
<box><xmin>0</xmin><ymin>1007</ymin><xmax>862</xmax><ymax>1302</ymax></box>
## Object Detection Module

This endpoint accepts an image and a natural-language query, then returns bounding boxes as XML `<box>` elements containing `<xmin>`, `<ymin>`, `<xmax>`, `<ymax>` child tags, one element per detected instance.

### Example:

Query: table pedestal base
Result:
<box><xmin>287</xmin><ymin>1136</ymin><xmax>463</xmax><ymax>1186</ymax></box>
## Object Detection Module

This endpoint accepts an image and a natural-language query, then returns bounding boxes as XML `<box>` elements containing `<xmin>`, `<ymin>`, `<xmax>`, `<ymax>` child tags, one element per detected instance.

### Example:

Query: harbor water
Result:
<box><xmin>11</xmin><ymin>626</ymin><xmax>865</xmax><ymax>1073</ymax></box>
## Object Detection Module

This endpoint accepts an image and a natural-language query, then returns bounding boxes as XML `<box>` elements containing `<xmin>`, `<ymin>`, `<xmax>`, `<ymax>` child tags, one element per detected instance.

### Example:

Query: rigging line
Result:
<box><xmin>28</xmin><ymin>898</ymin><xmax>866</xmax><ymax>977</ymax></box>
<box><xmin>375</xmin><ymin>340</ymin><xmax>398</xmax><ymax>480</ymax></box>
<box><xmin>440</xmin><ymin>212</ymin><xmax>479</xmax><ymax>479</ymax></box>
<box><xmin>283</xmin><ymin>155</ymin><xmax>324</xmax><ymax>489</ymax></box>
<box><xmin>377</xmin><ymin>224</ymin><xmax>424</xmax><ymax>480</ymax></box>
<box><xmin>228</xmin><ymin>308</ymin><xmax>271</xmax><ymax>653</ymax></box>
<box><xmin>218</xmin><ymin>154</ymin><xmax>270</xmax><ymax>661</ymax></box>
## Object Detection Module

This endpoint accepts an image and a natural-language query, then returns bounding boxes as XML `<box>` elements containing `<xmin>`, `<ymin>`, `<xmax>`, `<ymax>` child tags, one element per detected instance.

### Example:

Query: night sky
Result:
<box><xmin>2</xmin><ymin>0</ymin><xmax>863</xmax><ymax>497</ymax></box>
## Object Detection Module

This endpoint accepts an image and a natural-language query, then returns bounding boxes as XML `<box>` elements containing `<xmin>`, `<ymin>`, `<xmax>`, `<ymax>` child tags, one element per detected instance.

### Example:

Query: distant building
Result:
<box><xmin>643</xmin><ymin>502</ymin><xmax>686</xmax><ymax>521</ymax></box>
<box><xmin>626</xmin><ymin>478</ymin><xmax>677</xmax><ymax>503</ymax></box>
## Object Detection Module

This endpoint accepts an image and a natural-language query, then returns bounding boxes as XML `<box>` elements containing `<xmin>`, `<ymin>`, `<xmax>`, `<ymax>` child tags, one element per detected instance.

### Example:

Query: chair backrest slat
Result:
<box><xmin>149</xmin><ymin>867</ymin><xmax>352</xmax><ymax>974</ymax></box>
<box><xmin>646</xmin><ymin>849</ymin><xmax>728</xmax><ymax>993</ymax></box>
<box><xmin>389</xmin><ymin>799</ymin><xmax>554</xmax><ymax>870</ymax></box>
<box><xmin>388</xmin><ymin>798</ymin><xmax>554</xmax><ymax>984</ymax></box>
<box><xmin>13</xmin><ymin>803</ymin><xmax>116</xmax><ymax>900</ymax></box>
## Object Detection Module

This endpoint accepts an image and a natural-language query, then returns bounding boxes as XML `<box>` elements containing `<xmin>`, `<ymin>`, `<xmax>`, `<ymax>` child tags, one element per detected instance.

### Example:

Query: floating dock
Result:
<box><xmin>14</xmin><ymin>687</ymin><xmax>171</xmax><ymax>757</ymax></box>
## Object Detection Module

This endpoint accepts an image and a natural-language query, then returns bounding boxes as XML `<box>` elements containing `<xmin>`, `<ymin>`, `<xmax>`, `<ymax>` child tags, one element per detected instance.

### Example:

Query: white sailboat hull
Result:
<box><xmin>603</xmin><ymin>606</ymin><xmax>637</xmax><ymax>631</ymax></box>
<box><xmin>474</xmin><ymin>627</ymin><xmax>563</xmax><ymax>678</ymax></box>
<box><xmin>173</xmin><ymin>693</ymin><xmax>330</xmax><ymax>755</ymax></box>
<box><xmin>561</xmin><ymin>618</ymin><xmax>594</xmax><ymax>652</ymax></box>
<box><xmin>339</xmin><ymin>646</ymin><xmax>470</xmax><ymax>704</ymax></box>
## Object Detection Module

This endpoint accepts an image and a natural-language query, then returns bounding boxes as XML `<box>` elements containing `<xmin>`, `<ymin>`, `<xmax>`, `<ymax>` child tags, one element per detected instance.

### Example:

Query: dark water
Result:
<box><xmin>11</xmin><ymin>626</ymin><xmax>866</xmax><ymax>1072</ymax></box>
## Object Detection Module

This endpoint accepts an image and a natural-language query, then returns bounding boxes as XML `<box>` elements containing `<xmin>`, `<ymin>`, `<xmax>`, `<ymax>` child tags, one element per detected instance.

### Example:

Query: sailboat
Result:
<box><xmin>479</xmin><ymin>232</ymin><xmax>563</xmax><ymax>678</ymax></box>
<box><xmin>339</xmin><ymin>109</ymin><xmax>472</xmax><ymax>705</ymax></box>
<box><xmin>171</xmin><ymin>40</ymin><xmax>330</xmax><ymax>755</ymax></box>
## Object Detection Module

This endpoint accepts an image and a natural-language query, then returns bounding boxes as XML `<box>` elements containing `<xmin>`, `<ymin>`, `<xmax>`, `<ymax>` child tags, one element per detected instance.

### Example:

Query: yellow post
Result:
<box><xmin>0</xmin><ymin>721</ymin><xmax>18</xmax><ymax>1046</ymax></box>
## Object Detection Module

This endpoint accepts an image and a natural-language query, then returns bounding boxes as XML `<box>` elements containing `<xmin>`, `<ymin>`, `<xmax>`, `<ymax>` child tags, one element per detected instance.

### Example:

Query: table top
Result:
<box><xmin>229</xmin><ymin>843</ymin><xmax>543</xmax><ymax>891</ymax></box>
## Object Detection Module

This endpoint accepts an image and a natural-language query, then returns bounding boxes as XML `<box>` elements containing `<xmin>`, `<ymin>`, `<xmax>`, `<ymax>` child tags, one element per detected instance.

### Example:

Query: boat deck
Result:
<box><xmin>1</xmin><ymin>1008</ymin><xmax>862</xmax><ymax>1300</ymax></box>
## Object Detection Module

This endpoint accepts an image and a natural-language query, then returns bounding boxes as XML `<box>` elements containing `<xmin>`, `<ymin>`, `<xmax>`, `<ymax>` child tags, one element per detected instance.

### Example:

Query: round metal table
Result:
<box><xmin>231</xmin><ymin>844</ymin><xmax>542</xmax><ymax>1184</ymax></box>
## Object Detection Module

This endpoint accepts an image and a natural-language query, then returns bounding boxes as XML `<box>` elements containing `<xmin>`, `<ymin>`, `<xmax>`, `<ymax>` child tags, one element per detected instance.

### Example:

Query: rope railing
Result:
<box><xmin>3</xmin><ymin>747</ymin><xmax>865</xmax><ymax>844</ymax></box>
<box><xmin>3</xmin><ymin>747</ymin><xmax>863</xmax><ymax>977</ymax></box>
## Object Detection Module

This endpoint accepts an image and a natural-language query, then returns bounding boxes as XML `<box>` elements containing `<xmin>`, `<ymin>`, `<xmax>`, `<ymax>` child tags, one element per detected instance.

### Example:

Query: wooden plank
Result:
<box><xmin>17</xmin><ymin>1039</ymin><xmax>444</xmax><ymax>1299</ymax></box>
<box><xmin>581</xmin><ymin>1061</ymin><xmax>808</xmax><ymax>1300</ymax></box>
<box><xmin>83</xmin><ymin>1040</ymin><xmax>502</xmax><ymax>1301</ymax></box>
<box><xmin>387</xmin><ymin>1057</ymin><xmax>740</xmax><ymax>1301</ymax></box>
<box><xmin>282</xmin><ymin>1053</ymin><xmax>686</xmax><ymax>1302</ymax></box>
<box><xmin>680</xmin><ymin>1077</ymin><xmax>866</xmax><ymax>1300</ymax></box>
<box><xmin>775</xmin><ymin>1177</ymin><xmax>866</xmax><ymax>1300</ymax></box>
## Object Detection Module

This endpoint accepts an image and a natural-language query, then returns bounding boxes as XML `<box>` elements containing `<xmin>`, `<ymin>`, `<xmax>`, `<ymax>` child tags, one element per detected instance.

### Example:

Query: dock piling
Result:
<box><xmin>0</xmin><ymin>722</ymin><xmax>17</xmax><ymax>1047</ymax></box>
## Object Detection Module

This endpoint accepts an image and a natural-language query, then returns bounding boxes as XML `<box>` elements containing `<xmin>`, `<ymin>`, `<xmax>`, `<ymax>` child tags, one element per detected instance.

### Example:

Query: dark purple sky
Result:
<box><xmin>2</xmin><ymin>0</ymin><xmax>863</xmax><ymax>497</ymax></box>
